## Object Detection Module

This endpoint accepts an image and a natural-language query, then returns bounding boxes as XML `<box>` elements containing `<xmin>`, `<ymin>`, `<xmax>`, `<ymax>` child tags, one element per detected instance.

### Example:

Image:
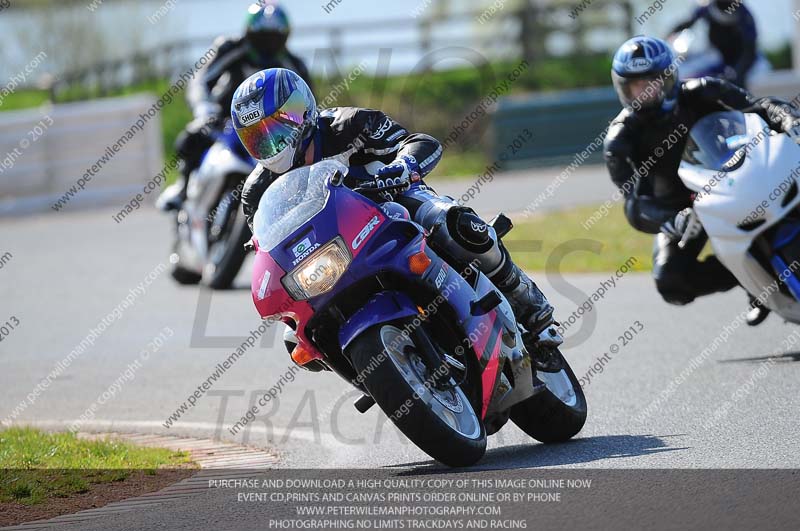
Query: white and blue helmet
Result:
<box><xmin>612</xmin><ymin>36</ymin><xmax>679</xmax><ymax>115</ymax></box>
<box><xmin>231</xmin><ymin>68</ymin><xmax>318</xmax><ymax>174</ymax></box>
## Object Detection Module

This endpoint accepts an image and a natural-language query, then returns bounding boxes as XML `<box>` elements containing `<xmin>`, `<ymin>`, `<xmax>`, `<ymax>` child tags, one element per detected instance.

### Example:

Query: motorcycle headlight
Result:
<box><xmin>282</xmin><ymin>237</ymin><xmax>351</xmax><ymax>300</ymax></box>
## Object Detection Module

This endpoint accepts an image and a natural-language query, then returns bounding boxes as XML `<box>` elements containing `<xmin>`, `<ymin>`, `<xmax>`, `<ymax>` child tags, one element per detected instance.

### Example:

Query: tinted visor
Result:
<box><xmin>246</xmin><ymin>31</ymin><xmax>288</xmax><ymax>52</ymax></box>
<box><xmin>612</xmin><ymin>69</ymin><xmax>676</xmax><ymax>111</ymax></box>
<box><xmin>236</xmin><ymin>91</ymin><xmax>306</xmax><ymax>161</ymax></box>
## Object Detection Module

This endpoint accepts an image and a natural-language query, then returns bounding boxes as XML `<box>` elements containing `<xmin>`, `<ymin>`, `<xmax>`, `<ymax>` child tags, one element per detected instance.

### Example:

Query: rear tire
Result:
<box><xmin>510</xmin><ymin>348</ymin><xmax>586</xmax><ymax>443</ymax></box>
<box><xmin>347</xmin><ymin>320</ymin><xmax>486</xmax><ymax>467</ymax></box>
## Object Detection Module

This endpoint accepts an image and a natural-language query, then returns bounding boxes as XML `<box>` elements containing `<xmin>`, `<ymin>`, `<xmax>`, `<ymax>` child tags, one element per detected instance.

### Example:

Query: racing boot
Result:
<box><xmin>156</xmin><ymin>162</ymin><xmax>188</xmax><ymax>212</ymax></box>
<box><xmin>156</xmin><ymin>179</ymin><xmax>186</xmax><ymax>212</ymax></box>
<box><xmin>492</xmin><ymin>252</ymin><xmax>562</xmax><ymax>348</ymax></box>
<box><xmin>746</xmin><ymin>295</ymin><xmax>770</xmax><ymax>327</ymax></box>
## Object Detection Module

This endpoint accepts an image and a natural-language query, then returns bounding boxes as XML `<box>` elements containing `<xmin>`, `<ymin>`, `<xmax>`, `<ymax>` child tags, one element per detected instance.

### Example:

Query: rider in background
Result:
<box><xmin>671</xmin><ymin>0</ymin><xmax>757</xmax><ymax>88</ymax></box>
<box><xmin>232</xmin><ymin>68</ymin><xmax>562</xmax><ymax>348</ymax></box>
<box><xmin>158</xmin><ymin>2</ymin><xmax>312</xmax><ymax>211</ymax></box>
<box><xmin>604</xmin><ymin>36</ymin><xmax>800</xmax><ymax>326</ymax></box>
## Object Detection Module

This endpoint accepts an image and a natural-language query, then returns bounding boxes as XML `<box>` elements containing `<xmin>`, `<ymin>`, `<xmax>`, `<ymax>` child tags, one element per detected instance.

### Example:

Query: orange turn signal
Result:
<box><xmin>408</xmin><ymin>251</ymin><xmax>432</xmax><ymax>275</ymax></box>
<box><xmin>291</xmin><ymin>344</ymin><xmax>320</xmax><ymax>366</ymax></box>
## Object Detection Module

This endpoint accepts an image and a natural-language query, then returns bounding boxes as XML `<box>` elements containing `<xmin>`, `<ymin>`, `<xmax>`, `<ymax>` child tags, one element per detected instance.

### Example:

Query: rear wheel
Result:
<box><xmin>510</xmin><ymin>347</ymin><xmax>586</xmax><ymax>443</ymax></box>
<box><xmin>347</xmin><ymin>320</ymin><xmax>486</xmax><ymax>467</ymax></box>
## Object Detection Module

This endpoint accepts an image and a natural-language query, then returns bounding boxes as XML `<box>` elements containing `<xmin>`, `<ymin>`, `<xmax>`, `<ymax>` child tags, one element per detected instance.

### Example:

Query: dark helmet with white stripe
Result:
<box><xmin>245</xmin><ymin>2</ymin><xmax>291</xmax><ymax>52</ymax></box>
<box><xmin>612</xmin><ymin>36</ymin><xmax>679</xmax><ymax>117</ymax></box>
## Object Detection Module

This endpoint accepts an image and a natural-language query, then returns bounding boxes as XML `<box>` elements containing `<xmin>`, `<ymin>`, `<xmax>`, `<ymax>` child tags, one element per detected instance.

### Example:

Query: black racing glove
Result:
<box><xmin>175</xmin><ymin>115</ymin><xmax>223</xmax><ymax>160</ymax></box>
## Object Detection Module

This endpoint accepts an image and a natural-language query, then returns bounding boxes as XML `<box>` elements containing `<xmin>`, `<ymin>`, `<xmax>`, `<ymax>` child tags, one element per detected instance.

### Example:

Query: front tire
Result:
<box><xmin>169</xmin><ymin>253</ymin><xmax>202</xmax><ymax>285</ymax></box>
<box><xmin>203</xmin><ymin>208</ymin><xmax>251</xmax><ymax>289</ymax></box>
<box><xmin>510</xmin><ymin>348</ymin><xmax>586</xmax><ymax>443</ymax></box>
<box><xmin>347</xmin><ymin>320</ymin><xmax>486</xmax><ymax>467</ymax></box>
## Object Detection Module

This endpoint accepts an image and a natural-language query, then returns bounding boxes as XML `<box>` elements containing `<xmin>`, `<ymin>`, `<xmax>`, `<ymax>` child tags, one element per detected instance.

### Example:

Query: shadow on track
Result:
<box><xmin>388</xmin><ymin>434</ymin><xmax>684</xmax><ymax>474</ymax></box>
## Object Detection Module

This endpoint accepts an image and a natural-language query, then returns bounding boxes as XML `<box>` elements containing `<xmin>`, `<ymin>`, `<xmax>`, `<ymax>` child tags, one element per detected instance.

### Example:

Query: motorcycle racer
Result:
<box><xmin>158</xmin><ymin>2</ymin><xmax>312</xmax><ymax>211</ymax></box>
<box><xmin>671</xmin><ymin>0</ymin><xmax>758</xmax><ymax>88</ymax></box>
<box><xmin>604</xmin><ymin>36</ymin><xmax>800</xmax><ymax>325</ymax></box>
<box><xmin>233</xmin><ymin>68</ymin><xmax>560</xmax><ymax>348</ymax></box>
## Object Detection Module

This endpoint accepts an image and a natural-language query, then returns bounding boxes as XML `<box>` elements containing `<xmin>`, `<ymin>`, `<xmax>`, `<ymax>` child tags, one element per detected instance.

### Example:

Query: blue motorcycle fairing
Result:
<box><xmin>338</xmin><ymin>291</ymin><xmax>420</xmax><ymax>351</ymax></box>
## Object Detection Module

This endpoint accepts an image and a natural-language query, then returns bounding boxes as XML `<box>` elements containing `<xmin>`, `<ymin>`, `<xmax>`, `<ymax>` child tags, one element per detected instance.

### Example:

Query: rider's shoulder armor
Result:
<box><xmin>682</xmin><ymin>76</ymin><xmax>752</xmax><ymax>107</ymax></box>
<box><xmin>323</xmin><ymin>107</ymin><xmax>375</xmax><ymax>133</ymax></box>
<box><xmin>606</xmin><ymin>108</ymin><xmax>638</xmax><ymax>143</ymax></box>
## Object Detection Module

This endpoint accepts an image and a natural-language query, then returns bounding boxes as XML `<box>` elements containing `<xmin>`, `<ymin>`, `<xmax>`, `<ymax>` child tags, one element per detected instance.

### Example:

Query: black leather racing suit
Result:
<box><xmin>672</xmin><ymin>5</ymin><xmax>758</xmax><ymax>88</ymax></box>
<box><xmin>178</xmin><ymin>36</ymin><xmax>312</xmax><ymax>171</ymax></box>
<box><xmin>604</xmin><ymin>77</ymin><xmax>797</xmax><ymax>305</ymax></box>
<box><xmin>242</xmin><ymin>107</ymin><xmax>556</xmax><ymax>334</ymax></box>
<box><xmin>242</xmin><ymin>107</ymin><xmax>442</xmax><ymax>222</ymax></box>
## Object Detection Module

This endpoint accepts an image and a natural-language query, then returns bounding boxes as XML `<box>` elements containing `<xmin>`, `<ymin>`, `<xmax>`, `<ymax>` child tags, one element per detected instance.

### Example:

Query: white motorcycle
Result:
<box><xmin>679</xmin><ymin>110</ymin><xmax>800</xmax><ymax>322</ymax></box>
<box><xmin>169</xmin><ymin>122</ymin><xmax>255</xmax><ymax>289</ymax></box>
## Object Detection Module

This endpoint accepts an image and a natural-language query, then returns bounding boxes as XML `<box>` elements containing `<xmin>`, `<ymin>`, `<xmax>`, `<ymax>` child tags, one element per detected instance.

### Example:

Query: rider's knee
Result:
<box><xmin>418</xmin><ymin>201</ymin><xmax>504</xmax><ymax>273</ymax></box>
<box><xmin>446</xmin><ymin>208</ymin><xmax>494</xmax><ymax>254</ymax></box>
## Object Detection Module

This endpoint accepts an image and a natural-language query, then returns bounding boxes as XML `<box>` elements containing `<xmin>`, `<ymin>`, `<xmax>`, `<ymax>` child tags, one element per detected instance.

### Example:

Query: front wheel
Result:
<box><xmin>347</xmin><ymin>320</ymin><xmax>486</xmax><ymax>467</ymax></box>
<box><xmin>202</xmin><ymin>181</ymin><xmax>251</xmax><ymax>290</ymax></box>
<box><xmin>510</xmin><ymin>348</ymin><xmax>586</xmax><ymax>443</ymax></box>
<box><xmin>203</xmin><ymin>210</ymin><xmax>250</xmax><ymax>289</ymax></box>
<box><xmin>170</xmin><ymin>261</ymin><xmax>202</xmax><ymax>285</ymax></box>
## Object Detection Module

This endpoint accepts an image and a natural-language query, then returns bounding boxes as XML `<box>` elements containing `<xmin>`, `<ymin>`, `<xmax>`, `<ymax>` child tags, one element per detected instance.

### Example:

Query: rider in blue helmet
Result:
<box><xmin>232</xmin><ymin>68</ymin><xmax>562</xmax><ymax>352</ymax></box>
<box><xmin>672</xmin><ymin>0</ymin><xmax>758</xmax><ymax>88</ymax></box>
<box><xmin>158</xmin><ymin>2</ymin><xmax>312</xmax><ymax>211</ymax></box>
<box><xmin>611</xmin><ymin>36</ymin><xmax>679</xmax><ymax>119</ymax></box>
<box><xmin>605</xmin><ymin>36</ymin><xmax>800</xmax><ymax>325</ymax></box>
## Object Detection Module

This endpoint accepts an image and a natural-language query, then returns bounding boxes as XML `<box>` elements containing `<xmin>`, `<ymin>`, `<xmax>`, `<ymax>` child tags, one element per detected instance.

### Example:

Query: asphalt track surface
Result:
<box><xmin>3</xmin><ymin>167</ymin><xmax>800</xmax><ymax>529</ymax></box>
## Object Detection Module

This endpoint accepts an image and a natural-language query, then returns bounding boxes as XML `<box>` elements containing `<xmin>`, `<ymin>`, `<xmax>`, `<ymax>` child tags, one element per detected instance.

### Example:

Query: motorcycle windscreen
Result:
<box><xmin>682</xmin><ymin>111</ymin><xmax>749</xmax><ymax>172</ymax></box>
<box><xmin>253</xmin><ymin>160</ymin><xmax>348</xmax><ymax>251</ymax></box>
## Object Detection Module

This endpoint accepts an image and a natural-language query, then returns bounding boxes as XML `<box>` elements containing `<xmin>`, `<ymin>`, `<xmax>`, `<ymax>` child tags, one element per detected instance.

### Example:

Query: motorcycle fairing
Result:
<box><xmin>251</xmin><ymin>180</ymin><xmax>537</xmax><ymax>419</ymax></box>
<box><xmin>680</xmin><ymin>113</ymin><xmax>800</xmax><ymax>319</ymax></box>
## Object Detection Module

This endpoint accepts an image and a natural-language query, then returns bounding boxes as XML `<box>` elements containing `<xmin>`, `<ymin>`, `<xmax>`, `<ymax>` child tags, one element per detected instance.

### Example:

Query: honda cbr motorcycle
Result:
<box><xmin>668</xmin><ymin>29</ymin><xmax>770</xmax><ymax>86</ymax></box>
<box><xmin>247</xmin><ymin>160</ymin><xmax>586</xmax><ymax>467</ymax></box>
<box><xmin>168</xmin><ymin>122</ymin><xmax>255</xmax><ymax>289</ymax></box>
<box><xmin>679</xmin><ymin>110</ymin><xmax>800</xmax><ymax>322</ymax></box>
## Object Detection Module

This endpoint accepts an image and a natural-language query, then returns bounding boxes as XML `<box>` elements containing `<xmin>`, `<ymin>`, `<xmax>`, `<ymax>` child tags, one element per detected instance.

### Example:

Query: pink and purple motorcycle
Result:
<box><xmin>248</xmin><ymin>160</ymin><xmax>586</xmax><ymax>466</ymax></box>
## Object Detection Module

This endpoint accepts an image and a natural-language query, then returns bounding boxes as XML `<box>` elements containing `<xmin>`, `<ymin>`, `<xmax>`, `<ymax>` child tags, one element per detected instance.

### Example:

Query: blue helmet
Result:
<box><xmin>612</xmin><ymin>36</ymin><xmax>679</xmax><ymax>115</ymax></box>
<box><xmin>231</xmin><ymin>68</ymin><xmax>318</xmax><ymax>174</ymax></box>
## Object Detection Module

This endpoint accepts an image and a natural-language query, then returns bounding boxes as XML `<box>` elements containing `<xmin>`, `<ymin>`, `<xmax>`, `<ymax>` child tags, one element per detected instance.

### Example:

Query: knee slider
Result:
<box><xmin>447</xmin><ymin>208</ymin><xmax>493</xmax><ymax>254</ymax></box>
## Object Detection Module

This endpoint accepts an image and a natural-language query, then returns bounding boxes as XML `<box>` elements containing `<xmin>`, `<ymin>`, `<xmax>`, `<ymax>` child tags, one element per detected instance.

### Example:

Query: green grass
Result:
<box><xmin>0</xmin><ymin>89</ymin><xmax>51</xmax><ymax>112</ymax></box>
<box><xmin>765</xmin><ymin>43</ymin><xmax>792</xmax><ymax>71</ymax></box>
<box><xmin>0</xmin><ymin>428</ymin><xmax>192</xmax><ymax>506</ymax></box>
<box><xmin>505</xmin><ymin>203</ymin><xmax>654</xmax><ymax>273</ymax></box>
<box><xmin>432</xmin><ymin>150</ymin><xmax>489</xmax><ymax>179</ymax></box>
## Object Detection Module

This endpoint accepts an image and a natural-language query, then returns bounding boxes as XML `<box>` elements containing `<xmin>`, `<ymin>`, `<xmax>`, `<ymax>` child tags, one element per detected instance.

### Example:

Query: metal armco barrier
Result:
<box><xmin>492</xmin><ymin>86</ymin><xmax>620</xmax><ymax>169</ymax></box>
<box><xmin>493</xmin><ymin>70</ymin><xmax>800</xmax><ymax>169</ymax></box>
